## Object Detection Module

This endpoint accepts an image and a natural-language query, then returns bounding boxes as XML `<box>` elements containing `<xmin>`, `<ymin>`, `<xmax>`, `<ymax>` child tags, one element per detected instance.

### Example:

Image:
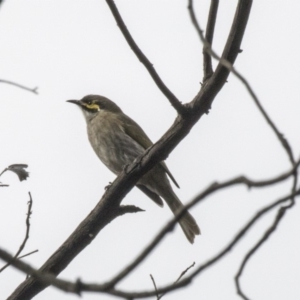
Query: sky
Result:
<box><xmin>1</xmin><ymin>1</ymin><xmax>300</xmax><ymax>299</ymax></box>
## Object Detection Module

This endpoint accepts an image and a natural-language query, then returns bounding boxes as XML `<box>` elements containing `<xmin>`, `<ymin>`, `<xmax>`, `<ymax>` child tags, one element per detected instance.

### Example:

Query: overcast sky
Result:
<box><xmin>1</xmin><ymin>1</ymin><xmax>300</xmax><ymax>300</ymax></box>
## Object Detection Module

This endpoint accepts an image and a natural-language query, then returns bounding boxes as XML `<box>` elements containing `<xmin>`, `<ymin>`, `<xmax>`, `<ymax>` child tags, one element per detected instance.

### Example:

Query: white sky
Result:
<box><xmin>1</xmin><ymin>1</ymin><xmax>300</xmax><ymax>300</ymax></box>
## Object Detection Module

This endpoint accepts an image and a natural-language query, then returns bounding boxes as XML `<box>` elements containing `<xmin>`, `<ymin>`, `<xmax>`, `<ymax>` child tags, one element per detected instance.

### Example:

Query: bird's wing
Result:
<box><xmin>159</xmin><ymin>161</ymin><xmax>180</xmax><ymax>188</ymax></box>
<box><xmin>136</xmin><ymin>185</ymin><xmax>164</xmax><ymax>207</ymax></box>
<box><xmin>121</xmin><ymin>114</ymin><xmax>153</xmax><ymax>149</ymax></box>
<box><xmin>121</xmin><ymin>114</ymin><xmax>180</xmax><ymax>188</ymax></box>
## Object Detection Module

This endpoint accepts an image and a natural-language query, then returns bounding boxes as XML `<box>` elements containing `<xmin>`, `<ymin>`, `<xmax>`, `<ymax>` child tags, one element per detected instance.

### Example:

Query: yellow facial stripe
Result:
<box><xmin>84</xmin><ymin>103</ymin><xmax>100</xmax><ymax>111</ymax></box>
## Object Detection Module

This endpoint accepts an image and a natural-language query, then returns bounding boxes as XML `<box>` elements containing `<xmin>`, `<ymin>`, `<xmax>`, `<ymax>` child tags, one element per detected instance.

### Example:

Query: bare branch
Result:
<box><xmin>234</xmin><ymin>152</ymin><xmax>298</xmax><ymax>298</ymax></box>
<box><xmin>188</xmin><ymin>0</ymin><xmax>296</xmax><ymax>172</ymax></box>
<box><xmin>189</xmin><ymin>11</ymin><xmax>299</xmax><ymax>294</ymax></box>
<box><xmin>174</xmin><ymin>262</ymin><xmax>195</xmax><ymax>284</ymax></box>
<box><xmin>104</xmin><ymin>162</ymin><xmax>300</xmax><ymax>289</ymax></box>
<box><xmin>145</xmin><ymin>193</ymin><xmax>299</xmax><ymax>298</ymax></box>
<box><xmin>110</xmin><ymin>191</ymin><xmax>299</xmax><ymax>299</ymax></box>
<box><xmin>157</xmin><ymin>262</ymin><xmax>195</xmax><ymax>299</ymax></box>
<box><xmin>8</xmin><ymin>2</ymin><xmax>253</xmax><ymax>299</ymax></box>
<box><xmin>0</xmin><ymin>79</ymin><xmax>38</xmax><ymax>94</ymax></box>
<box><xmin>235</xmin><ymin>203</ymin><xmax>291</xmax><ymax>300</ymax></box>
<box><xmin>188</xmin><ymin>0</ymin><xmax>218</xmax><ymax>83</ymax></box>
<box><xmin>7</xmin><ymin>191</ymin><xmax>145</xmax><ymax>299</ymax></box>
<box><xmin>188</xmin><ymin>0</ymin><xmax>252</xmax><ymax>86</ymax></box>
<box><xmin>187</xmin><ymin>3</ymin><xmax>298</xmax><ymax>298</ymax></box>
<box><xmin>234</xmin><ymin>72</ymin><xmax>296</xmax><ymax>167</ymax></box>
<box><xmin>3</xmin><ymin>169</ymin><xmax>297</xmax><ymax>299</ymax></box>
<box><xmin>203</xmin><ymin>0</ymin><xmax>219</xmax><ymax>81</ymax></box>
<box><xmin>185</xmin><ymin>0</ymin><xmax>252</xmax><ymax>118</ymax></box>
<box><xmin>0</xmin><ymin>247</ymin><xmax>81</xmax><ymax>295</ymax></box>
<box><xmin>104</xmin><ymin>0</ymin><xmax>185</xmax><ymax>114</ymax></box>
<box><xmin>149</xmin><ymin>275</ymin><xmax>159</xmax><ymax>300</ymax></box>
<box><xmin>110</xmin><ymin>163</ymin><xmax>300</xmax><ymax>292</ymax></box>
<box><xmin>17</xmin><ymin>250</ymin><xmax>39</xmax><ymax>260</ymax></box>
<box><xmin>2</xmin><ymin>190</ymin><xmax>298</xmax><ymax>300</ymax></box>
<box><xmin>188</xmin><ymin>0</ymin><xmax>219</xmax><ymax>82</ymax></box>
<box><xmin>0</xmin><ymin>192</ymin><xmax>33</xmax><ymax>273</ymax></box>
<box><xmin>4</xmin><ymin>2</ymin><xmax>296</xmax><ymax>299</ymax></box>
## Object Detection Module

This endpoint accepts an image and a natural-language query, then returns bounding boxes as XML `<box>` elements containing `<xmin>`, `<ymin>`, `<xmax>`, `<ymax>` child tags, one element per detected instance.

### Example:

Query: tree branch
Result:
<box><xmin>235</xmin><ymin>204</ymin><xmax>290</xmax><ymax>300</ymax></box>
<box><xmin>188</xmin><ymin>0</ymin><xmax>295</xmax><ymax>172</ymax></box>
<box><xmin>18</xmin><ymin>250</ymin><xmax>39</xmax><ymax>260</ymax></box>
<box><xmin>188</xmin><ymin>3</ymin><xmax>298</xmax><ymax>298</ymax></box>
<box><xmin>0</xmin><ymin>192</ymin><xmax>33</xmax><ymax>273</ymax></box>
<box><xmin>150</xmin><ymin>262</ymin><xmax>195</xmax><ymax>300</ymax></box>
<box><xmin>149</xmin><ymin>275</ymin><xmax>159</xmax><ymax>300</ymax></box>
<box><xmin>3</xmin><ymin>181</ymin><xmax>298</xmax><ymax>299</ymax></box>
<box><xmin>104</xmin><ymin>161</ymin><xmax>300</xmax><ymax>289</ymax></box>
<box><xmin>0</xmin><ymin>79</ymin><xmax>38</xmax><ymax>94</ymax></box>
<box><xmin>104</xmin><ymin>0</ymin><xmax>185</xmax><ymax>114</ymax></box>
<box><xmin>106</xmin><ymin>190</ymin><xmax>299</xmax><ymax>299</ymax></box>
<box><xmin>203</xmin><ymin>0</ymin><xmax>219</xmax><ymax>81</ymax></box>
<box><xmin>0</xmin><ymin>248</ymin><xmax>81</xmax><ymax>295</ymax></box>
<box><xmin>188</xmin><ymin>0</ymin><xmax>219</xmax><ymax>82</ymax></box>
<box><xmin>8</xmin><ymin>1</ymin><xmax>253</xmax><ymax>299</ymax></box>
<box><xmin>7</xmin><ymin>199</ymin><xmax>143</xmax><ymax>299</ymax></box>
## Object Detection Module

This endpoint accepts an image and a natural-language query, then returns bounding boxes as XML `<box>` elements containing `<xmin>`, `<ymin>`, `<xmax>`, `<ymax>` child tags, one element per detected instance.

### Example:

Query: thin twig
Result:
<box><xmin>0</xmin><ymin>247</ymin><xmax>80</xmax><ymax>294</ymax></box>
<box><xmin>0</xmin><ymin>79</ymin><xmax>38</xmax><ymax>94</ymax></box>
<box><xmin>235</xmin><ymin>204</ymin><xmax>289</xmax><ymax>300</ymax></box>
<box><xmin>235</xmin><ymin>161</ymin><xmax>298</xmax><ymax>299</ymax></box>
<box><xmin>235</xmin><ymin>158</ymin><xmax>298</xmax><ymax>300</ymax></box>
<box><xmin>189</xmin><ymin>5</ymin><xmax>298</xmax><ymax>298</ymax></box>
<box><xmin>105</xmin><ymin>0</ymin><xmax>185</xmax><ymax>115</ymax></box>
<box><xmin>188</xmin><ymin>0</ymin><xmax>294</xmax><ymax>167</ymax></box>
<box><xmin>0</xmin><ymin>192</ymin><xmax>33</xmax><ymax>273</ymax></box>
<box><xmin>7</xmin><ymin>2</ymin><xmax>253</xmax><ymax>298</ymax></box>
<box><xmin>18</xmin><ymin>249</ymin><xmax>38</xmax><ymax>260</ymax></box>
<box><xmin>157</xmin><ymin>262</ymin><xmax>195</xmax><ymax>299</ymax></box>
<box><xmin>103</xmin><ymin>162</ymin><xmax>300</xmax><ymax>289</ymax></box>
<box><xmin>150</xmin><ymin>275</ymin><xmax>159</xmax><ymax>300</ymax></box>
<box><xmin>174</xmin><ymin>262</ymin><xmax>195</xmax><ymax>284</ymax></box>
<box><xmin>4</xmin><ymin>165</ymin><xmax>293</xmax><ymax>295</ymax></box>
<box><xmin>202</xmin><ymin>0</ymin><xmax>219</xmax><ymax>81</ymax></box>
<box><xmin>2</xmin><ymin>191</ymin><xmax>298</xmax><ymax>299</ymax></box>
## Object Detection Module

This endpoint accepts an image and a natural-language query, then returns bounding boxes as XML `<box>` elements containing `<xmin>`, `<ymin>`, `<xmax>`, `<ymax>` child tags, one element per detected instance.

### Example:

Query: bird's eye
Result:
<box><xmin>84</xmin><ymin>101</ymin><xmax>100</xmax><ymax>112</ymax></box>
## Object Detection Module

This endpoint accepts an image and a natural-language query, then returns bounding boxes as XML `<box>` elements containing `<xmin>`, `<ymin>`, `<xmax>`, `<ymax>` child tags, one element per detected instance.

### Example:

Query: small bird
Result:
<box><xmin>67</xmin><ymin>95</ymin><xmax>200</xmax><ymax>243</ymax></box>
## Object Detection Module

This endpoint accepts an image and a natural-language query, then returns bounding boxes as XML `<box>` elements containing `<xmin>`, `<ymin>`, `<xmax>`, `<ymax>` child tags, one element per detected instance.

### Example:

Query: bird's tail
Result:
<box><xmin>163</xmin><ymin>189</ymin><xmax>200</xmax><ymax>244</ymax></box>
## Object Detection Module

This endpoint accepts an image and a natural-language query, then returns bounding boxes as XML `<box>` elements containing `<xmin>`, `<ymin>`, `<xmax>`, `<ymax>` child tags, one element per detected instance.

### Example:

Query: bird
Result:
<box><xmin>67</xmin><ymin>95</ymin><xmax>200</xmax><ymax>243</ymax></box>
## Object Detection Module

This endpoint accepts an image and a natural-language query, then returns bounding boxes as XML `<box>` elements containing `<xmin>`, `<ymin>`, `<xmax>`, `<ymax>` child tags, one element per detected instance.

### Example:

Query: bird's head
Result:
<box><xmin>67</xmin><ymin>95</ymin><xmax>122</xmax><ymax>122</ymax></box>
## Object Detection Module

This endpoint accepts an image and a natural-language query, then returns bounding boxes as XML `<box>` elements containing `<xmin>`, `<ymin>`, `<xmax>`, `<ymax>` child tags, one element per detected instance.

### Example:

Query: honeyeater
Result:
<box><xmin>67</xmin><ymin>95</ymin><xmax>200</xmax><ymax>243</ymax></box>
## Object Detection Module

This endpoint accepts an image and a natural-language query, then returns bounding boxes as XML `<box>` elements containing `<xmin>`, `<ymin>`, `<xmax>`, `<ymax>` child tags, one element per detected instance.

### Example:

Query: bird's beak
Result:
<box><xmin>66</xmin><ymin>99</ymin><xmax>81</xmax><ymax>106</ymax></box>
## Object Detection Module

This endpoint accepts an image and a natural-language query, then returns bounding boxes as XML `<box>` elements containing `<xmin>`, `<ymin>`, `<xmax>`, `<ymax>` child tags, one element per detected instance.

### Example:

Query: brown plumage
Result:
<box><xmin>67</xmin><ymin>95</ymin><xmax>200</xmax><ymax>243</ymax></box>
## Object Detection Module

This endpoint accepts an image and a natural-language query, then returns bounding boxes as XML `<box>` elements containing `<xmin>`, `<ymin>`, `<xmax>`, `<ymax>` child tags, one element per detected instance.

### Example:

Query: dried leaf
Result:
<box><xmin>7</xmin><ymin>164</ymin><xmax>29</xmax><ymax>181</ymax></box>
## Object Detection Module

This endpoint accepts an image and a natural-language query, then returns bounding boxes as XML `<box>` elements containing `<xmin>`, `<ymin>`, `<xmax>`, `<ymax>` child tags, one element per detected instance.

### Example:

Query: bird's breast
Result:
<box><xmin>87</xmin><ymin>116</ymin><xmax>145</xmax><ymax>175</ymax></box>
